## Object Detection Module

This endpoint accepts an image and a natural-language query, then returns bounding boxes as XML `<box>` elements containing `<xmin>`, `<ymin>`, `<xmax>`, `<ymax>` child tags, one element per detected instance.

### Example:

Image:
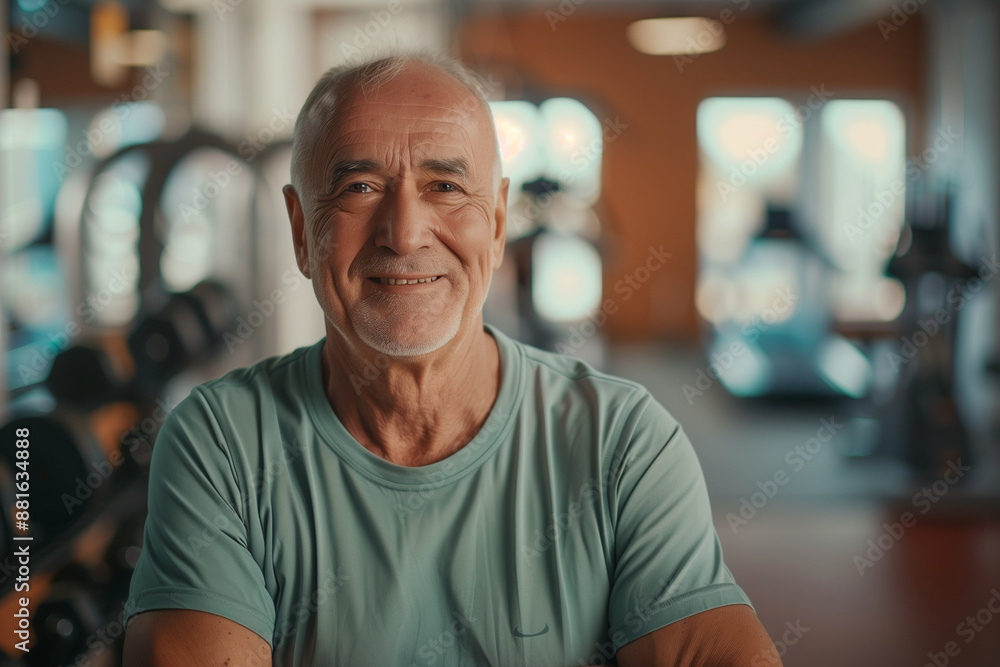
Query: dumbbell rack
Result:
<box><xmin>0</xmin><ymin>129</ymin><xmax>270</xmax><ymax>664</ymax></box>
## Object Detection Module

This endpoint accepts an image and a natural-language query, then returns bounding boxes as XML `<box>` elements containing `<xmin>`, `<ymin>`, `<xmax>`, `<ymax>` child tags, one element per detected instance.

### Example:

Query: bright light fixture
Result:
<box><xmin>627</xmin><ymin>17</ymin><xmax>726</xmax><ymax>56</ymax></box>
<box><xmin>531</xmin><ymin>232</ymin><xmax>603</xmax><ymax>323</ymax></box>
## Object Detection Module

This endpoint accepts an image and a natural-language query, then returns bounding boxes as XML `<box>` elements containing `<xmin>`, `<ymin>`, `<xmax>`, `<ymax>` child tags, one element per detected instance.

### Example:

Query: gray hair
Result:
<box><xmin>290</xmin><ymin>50</ymin><xmax>500</xmax><ymax>201</ymax></box>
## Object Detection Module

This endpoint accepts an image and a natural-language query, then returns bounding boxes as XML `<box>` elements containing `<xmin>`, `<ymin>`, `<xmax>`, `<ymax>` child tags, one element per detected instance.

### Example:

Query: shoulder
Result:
<box><xmin>150</xmin><ymin>342</ymin><xmax>322</xmax><ymax>497</ymax></box>
<box><xmin>497</xmin><ymin>327</ymin><xmax>681</xmax><ymax>447</ymax></box>
<box><xmin>185</xmin><ymin>340</ymin><xmax>320</xmax><ymax>414</ymax></box>
<box><xmin>197</xmin><ymin>340</ymin><xmax>323</xmax><ymax>399</ymax></box>
<box><xmin>160</xmin><ymin>340</ymin><xmax>321</xmax><ymax>452</ymax></box>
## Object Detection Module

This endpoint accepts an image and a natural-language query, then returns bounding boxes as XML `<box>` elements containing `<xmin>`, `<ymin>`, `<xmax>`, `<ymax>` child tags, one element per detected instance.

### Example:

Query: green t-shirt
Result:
<box><xmin>124</xmin><ymin>323</ymin><xmax>751</xmax><ymax>666</ymax></box>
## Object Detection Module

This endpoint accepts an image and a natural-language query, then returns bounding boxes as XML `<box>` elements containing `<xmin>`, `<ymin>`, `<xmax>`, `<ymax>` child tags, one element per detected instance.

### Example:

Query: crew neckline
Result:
<box><xmin>302</xmin><ymin>322</ymin><xmax>524</xmax><ymax>489</ymax></box>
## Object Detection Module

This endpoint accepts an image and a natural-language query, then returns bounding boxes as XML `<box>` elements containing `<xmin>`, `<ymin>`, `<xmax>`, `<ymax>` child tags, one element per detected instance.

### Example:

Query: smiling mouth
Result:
<box><xmin>368</xmin><ymin>276</ymin><xmax>441</xmax><ymax>285</ymax></box>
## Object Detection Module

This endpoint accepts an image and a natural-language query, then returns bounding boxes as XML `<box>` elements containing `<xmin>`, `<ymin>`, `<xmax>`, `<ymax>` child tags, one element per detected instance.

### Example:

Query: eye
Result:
<box><xmin>344</xmin><ymin>182</ymin><xmax>373</xmax><ymax>194</ymax></box>
<box><xmin>432</xmin><ymin>182</ymin><xmax>459</xmax><ymax>193</ymax></box>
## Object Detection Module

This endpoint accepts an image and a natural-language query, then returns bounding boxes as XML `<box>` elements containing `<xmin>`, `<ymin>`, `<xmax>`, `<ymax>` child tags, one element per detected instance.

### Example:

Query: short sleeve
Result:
<box><xmin>123</xmin><ymin>387</ymin><xmax>275</xmax><ymax>644</ymax></box>
<box><xmin>607</xmin><ymin>393</ymin><xmax>753</xmax><ymax>652</ymax></box>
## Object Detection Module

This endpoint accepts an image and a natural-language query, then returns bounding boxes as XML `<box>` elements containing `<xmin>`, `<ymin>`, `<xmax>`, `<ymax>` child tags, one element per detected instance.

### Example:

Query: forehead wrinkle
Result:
<box><xmin>324</xmin><ymin>130</ymin><xmax>486</xmax><ymax>180</ymax></box>
<box><xmin>325</xmin><ymin>120</ymin><xmax>476</xmax><ymax>156</ymax></box>
<box><xmin>334</xmin><ymin>96</ymin><xmax>491</xmax><ymax>143</ymax></box>
<box><xmin>330</xmin><ymin>115</ymin><xmax>470</xmax><ymax>141</ymax></box>
<box><xmin>338</xmin><ymin>102</ymin><xmax>482</xmax><ymax>136</ymax></box>
<box><xmin>318</xmin><ymin>97</ymin><xmax>496</xmax><ymax>187</ymax></box>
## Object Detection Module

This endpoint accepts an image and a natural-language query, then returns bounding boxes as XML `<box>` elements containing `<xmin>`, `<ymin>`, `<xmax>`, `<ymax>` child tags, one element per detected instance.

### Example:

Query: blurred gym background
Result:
<box><xmin>1</xmin><ymin>0</ymin><xmax>998</xmax><ymax>664</ymax></box>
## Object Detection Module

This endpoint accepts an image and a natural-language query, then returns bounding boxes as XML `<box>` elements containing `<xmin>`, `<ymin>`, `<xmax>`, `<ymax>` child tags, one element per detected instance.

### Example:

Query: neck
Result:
<box><xmin>320</xmin><ymin>321</ymin><xmax>501</xmax><ymax>467</ymax></box>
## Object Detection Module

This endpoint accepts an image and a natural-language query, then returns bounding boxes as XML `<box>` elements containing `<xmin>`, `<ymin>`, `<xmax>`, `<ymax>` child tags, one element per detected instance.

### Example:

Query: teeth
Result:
<box><xmin>376</xmin><ymin>276</ymin><xmax>439</xmax><ymax>285</ymax></box>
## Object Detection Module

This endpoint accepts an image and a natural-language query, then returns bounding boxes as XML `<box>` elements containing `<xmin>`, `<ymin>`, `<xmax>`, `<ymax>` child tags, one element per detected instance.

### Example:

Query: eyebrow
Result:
<box><xmin>328</xmin><ymin>159</ymin><xmax>381</xmax><ymax>189</ymax></box>
<box><xmin>419</xmin><ymin>157</ymin><xmax>470</xmax><ymax>181</ymax></box>
<box><xmin>326</xmin><ymin>156</ymin><xmax>472</xmax><ymax>191</ymax></box>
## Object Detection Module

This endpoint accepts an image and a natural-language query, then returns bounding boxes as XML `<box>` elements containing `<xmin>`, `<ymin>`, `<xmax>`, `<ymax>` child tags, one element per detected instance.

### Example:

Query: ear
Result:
<box><xmin>283</xmin><ymin>184</ymin><xmax>311</xmax><ymax>279</ymax></box>
<box><xmin>491</xmin><ymin>177</ymin><xmax>509</xmax><ymax>269</ymax></box>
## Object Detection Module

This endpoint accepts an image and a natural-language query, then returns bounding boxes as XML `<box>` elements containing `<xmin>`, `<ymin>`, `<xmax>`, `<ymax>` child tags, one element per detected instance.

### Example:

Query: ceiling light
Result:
<box><xmin>627</xmin><ymin>17</ymin><xmax>726</xmax><ymax>56</ymax></box>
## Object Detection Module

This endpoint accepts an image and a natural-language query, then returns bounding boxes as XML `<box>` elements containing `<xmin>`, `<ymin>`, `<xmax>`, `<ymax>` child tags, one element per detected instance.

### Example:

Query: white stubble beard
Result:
<box><xmin>350</xmin><ymin>271</ymin><xmax>493</xmax><ymax>358</ymax></box>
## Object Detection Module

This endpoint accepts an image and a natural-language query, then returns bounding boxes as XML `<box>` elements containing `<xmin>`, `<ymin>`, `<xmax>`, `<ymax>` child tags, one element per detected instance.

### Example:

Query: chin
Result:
<box><xmin>354</xmin><ymin>312</ymin><xmax>462</xmax><ymax>358</ymax></box>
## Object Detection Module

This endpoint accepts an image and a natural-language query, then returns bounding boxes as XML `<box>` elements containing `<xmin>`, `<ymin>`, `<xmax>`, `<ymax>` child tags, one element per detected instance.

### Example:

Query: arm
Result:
<box><xmin>123</xmin><ymin>390</ymin><xmax>276</xmax><ymax>655</ymax></box>
<box><xmin>616</xmin><ymin>604</ymin><xmax>782</xmax><ymax>667</ymax></box>
<box><xmin>604</xmin><ymin>395</ymin><xmax>765</xmax><ymax>663</ymax></box>
<box><xmin>123</xmin><ymin>610</ymin><xmax>272</xmax><ymax>667</ymax></box>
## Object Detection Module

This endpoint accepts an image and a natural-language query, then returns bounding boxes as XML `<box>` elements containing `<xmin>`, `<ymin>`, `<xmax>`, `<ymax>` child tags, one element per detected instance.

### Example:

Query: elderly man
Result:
<box><xmin>122</xmin><ymin>53</ymin><xmax>778</xmax><ymax>666</ymax></box>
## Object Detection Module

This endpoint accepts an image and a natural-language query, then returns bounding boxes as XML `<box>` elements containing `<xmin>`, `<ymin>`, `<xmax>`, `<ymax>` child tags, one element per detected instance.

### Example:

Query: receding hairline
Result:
<box><xmin>290</xmin><ymin>51</ymin><xmax>502</xmax><ymax>199</ymax></box>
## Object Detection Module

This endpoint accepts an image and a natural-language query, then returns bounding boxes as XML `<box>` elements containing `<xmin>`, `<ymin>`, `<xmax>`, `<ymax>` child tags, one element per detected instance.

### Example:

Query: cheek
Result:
<box><xmin>308</xmin><ymin>216</ymin><xmax>362</xmax><ymax>275</ymax></box>
<box><xmin>443</xmin><ymin>207</ymin><xmax>496</xmax><ymax>277</ymax></box>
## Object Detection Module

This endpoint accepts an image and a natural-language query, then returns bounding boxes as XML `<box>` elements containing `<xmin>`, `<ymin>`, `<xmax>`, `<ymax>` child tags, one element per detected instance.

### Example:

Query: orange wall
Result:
<box><xmin>460</xmin><ymin>10</ymin><xmax>927</xmax><ymax>342</ymax></box>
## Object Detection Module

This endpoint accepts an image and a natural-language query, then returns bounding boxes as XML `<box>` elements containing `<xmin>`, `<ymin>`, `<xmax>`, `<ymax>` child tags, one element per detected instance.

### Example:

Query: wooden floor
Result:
<box><xmin>606</xmin><ymin>342</ymin><xmax>1000</xmax><ymax>667</ymax></box>
<box><xmin>715</xmin><ymin>503</ymin><xmax>1000</xmax><ymax>666</ymax></box>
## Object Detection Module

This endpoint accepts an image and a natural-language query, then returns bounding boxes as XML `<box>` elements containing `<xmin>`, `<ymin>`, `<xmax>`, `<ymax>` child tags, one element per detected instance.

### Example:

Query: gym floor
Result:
<box><xmin>608</xmin><ymin>341</ymin><xmax>1000</xmax><ymax>667</ymax></box>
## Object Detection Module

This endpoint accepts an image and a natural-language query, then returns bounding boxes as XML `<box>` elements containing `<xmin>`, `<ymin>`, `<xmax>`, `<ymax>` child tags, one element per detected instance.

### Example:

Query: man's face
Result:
<box><xmin>287</xmin><ymin>63</ymin><xmax>508</xmax><ymax>358</ymax></box>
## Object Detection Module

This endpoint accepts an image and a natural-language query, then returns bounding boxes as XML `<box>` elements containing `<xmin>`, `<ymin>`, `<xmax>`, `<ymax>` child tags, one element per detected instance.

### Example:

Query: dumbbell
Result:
<box><xmin>127</xmin><ymin>279</ymin><xmax>240</xmax><ymax>397</ymax></box>
<box><xmin>44</xmin><ymin>280</ymin><xmax>240</xmax><ymax>410</ymax></box>
<box><xmin>45</xmin><ymin>344</ymin><xmax>130</xmax><ymax>411</ymax></box>
<box><xmin>27</xmin><ymin>564</ymin><xmax>104</xmax><ymax>667</ymax></box>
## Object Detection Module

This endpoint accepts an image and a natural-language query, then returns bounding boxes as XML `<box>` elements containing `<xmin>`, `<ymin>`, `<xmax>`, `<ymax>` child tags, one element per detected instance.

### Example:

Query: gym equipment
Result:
<box><xmin>880</xmin><ymin>185</ymin><xmax>978</xmax><ymax>475</ymax></box>
<box><xmin>128</xmin><ymin>280</ymin><xmax>240</xmax><ymax>398</ymax></box>
<box><xmin>703</xmin><ymin>204</ymin><xmax>871</xmax><ymax>398</ymax></box>
<box><xmin>39</xmin><ymin>277</ymin><xmax>239</xmax><ymax>413</ymax></box>
<box><xmin>44</xmin><ymin>345</ymin><xmax>129</xmax><ymax>411</ymax></box>
<box><xmin>28</xmin><ymin>565</ymin><xmax>104</xmax><ymax>667</ymax></box>
<box><xmin>0</xmin><ymin>126</ymin><xmax>267</xmax><ymax>665</ymax></box>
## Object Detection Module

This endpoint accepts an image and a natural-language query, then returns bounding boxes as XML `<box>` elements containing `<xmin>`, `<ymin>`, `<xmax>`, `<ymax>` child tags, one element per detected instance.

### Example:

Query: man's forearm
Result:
<box><xmin>615</xmin><ymin>604</ymin><xmax>782</xmax><ymax>667</ymax></box>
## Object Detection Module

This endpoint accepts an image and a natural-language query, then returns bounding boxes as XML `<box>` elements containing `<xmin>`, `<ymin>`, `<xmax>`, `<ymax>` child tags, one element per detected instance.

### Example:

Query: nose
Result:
<box><xmin>373</xmin><ymin>178</ymin><xmax>434</xmax><ymax>256</ymax></box>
